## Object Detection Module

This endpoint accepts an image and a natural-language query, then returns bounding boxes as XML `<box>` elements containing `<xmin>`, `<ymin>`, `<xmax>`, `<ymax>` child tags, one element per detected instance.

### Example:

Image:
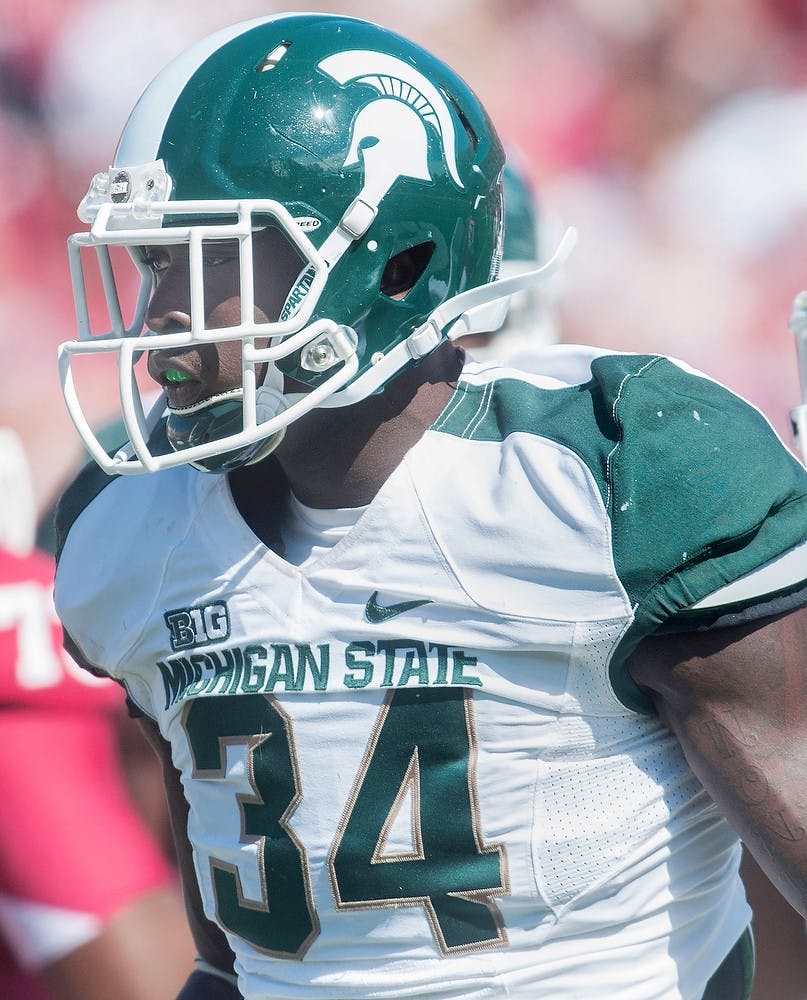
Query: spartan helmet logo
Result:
<box><xmin>318</xmin><ymin>50</ymin><xmax>464</xmax><ymax>210</ymax></box>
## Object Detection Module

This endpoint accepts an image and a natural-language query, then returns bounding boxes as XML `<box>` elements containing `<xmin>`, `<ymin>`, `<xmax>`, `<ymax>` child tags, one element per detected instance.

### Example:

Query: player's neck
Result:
<box><xmin>263</xmin><ymin>343</ymin><xmax>464</xmax><ymax>510</ymax></box>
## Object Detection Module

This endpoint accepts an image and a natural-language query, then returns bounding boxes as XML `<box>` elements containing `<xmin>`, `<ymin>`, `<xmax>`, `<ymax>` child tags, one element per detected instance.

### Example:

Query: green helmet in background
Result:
<box><xmin>60</xmin><ymin>13</ymin><xmax>508</xmax><ymax>474</ymax></box>
<box><xmin>461</xmin><ymin>153</ymin><xmax>561</xmax><ymax>363</ymax></box>
<box><xmin>502</xmin><ymin>160</ymin><xmax>540</xmax><ymax>264</ymax></box>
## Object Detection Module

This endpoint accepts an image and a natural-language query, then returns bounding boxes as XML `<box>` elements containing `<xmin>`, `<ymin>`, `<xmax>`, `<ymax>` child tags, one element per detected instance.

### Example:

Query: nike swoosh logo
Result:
<box><xmin>364</xmin><ymin>591</ymin><xmax>433</xmax><ymax>624</ymax></box>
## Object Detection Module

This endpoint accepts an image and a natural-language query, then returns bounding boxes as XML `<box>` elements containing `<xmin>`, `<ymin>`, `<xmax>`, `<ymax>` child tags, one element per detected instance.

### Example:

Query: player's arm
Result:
<box><xmin>629</xmin><ymin>604</ymin><xmax>807</xmax><ymax>915</ymax></box>
<box><xmin>38</xmin><ymin>887</ymin><xmax>196</xmax><ymax>1000</ymax></box>
<box><xmin>136</xmin><ymin>716</ymin><xmax>238</xmax><ymax>979</ymax></box>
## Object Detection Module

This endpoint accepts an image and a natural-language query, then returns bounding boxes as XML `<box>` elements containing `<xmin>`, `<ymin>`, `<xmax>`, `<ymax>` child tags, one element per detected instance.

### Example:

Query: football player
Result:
<box><xmin>0</xmin><ymin>429</ymin><xmax>195</xmax><ymax>999</ymax></box>
<box><xmin>53</xmin><ymin>13</ymin><xmax>806</xmax><ymax>1000</ymax></box>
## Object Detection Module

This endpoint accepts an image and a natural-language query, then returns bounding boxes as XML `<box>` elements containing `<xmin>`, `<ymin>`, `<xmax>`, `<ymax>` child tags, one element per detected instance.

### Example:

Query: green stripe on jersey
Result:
<box><xmin>432</xmin><ymin>365</ymin><xmax>617</xmax><ymax>505</ymax></box>
<box><xmin>435</xmin><ymin>355</ymin><xmax>807</xmax><ymax>712</ymax></box>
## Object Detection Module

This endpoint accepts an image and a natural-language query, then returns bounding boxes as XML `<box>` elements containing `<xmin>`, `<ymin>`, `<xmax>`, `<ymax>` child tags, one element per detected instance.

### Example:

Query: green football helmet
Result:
<box><xmin>60</xmin><ymin>13</ymin><xmax>569</xmax><ymax>474</ymax></box>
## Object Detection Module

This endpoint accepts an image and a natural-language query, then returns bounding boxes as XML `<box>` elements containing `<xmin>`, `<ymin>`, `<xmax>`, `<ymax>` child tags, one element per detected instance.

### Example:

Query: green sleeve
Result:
<box><xmin>54</xmin><ymin>419</ymin><xmax>171</xmax><ymax>561</ymax></box>
<box><xmin>596</xmin><ymin>355</ymin><xmax>807</xmax><ymax>711</ymax></box>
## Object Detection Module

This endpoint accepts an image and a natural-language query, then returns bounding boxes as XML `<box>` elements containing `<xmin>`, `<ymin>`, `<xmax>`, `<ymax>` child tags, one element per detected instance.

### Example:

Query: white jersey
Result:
<box><xmin>55</xmin><ymin>347</ymin><xmax>807</xmax><ymax>999</ymax></box>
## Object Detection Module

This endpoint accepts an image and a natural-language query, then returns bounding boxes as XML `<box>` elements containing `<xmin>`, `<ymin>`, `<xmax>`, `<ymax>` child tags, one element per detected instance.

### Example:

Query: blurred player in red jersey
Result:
<box><xmin>0</xmin><ymin>428</ymin><xmax>195</xmax><ymax>1000</ymax></box>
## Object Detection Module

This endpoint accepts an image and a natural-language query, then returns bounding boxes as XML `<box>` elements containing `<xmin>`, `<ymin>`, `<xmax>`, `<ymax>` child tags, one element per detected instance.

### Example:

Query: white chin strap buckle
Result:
<box><xmin>442</xmin><ymin>225</ymin><xmax>577</xmax><ymax>342</ymax></box>
<box><xmin>408</xmin><ymin>320</ymin><xmax>443</xmax><ymax>359</ymax></box>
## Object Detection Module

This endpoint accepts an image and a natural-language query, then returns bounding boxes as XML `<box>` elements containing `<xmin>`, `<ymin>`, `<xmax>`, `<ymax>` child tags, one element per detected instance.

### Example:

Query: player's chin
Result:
<box><xmin>162</xmin><ymin>381</ymin><xmax>205</xmax><ymax>410</ymax></box>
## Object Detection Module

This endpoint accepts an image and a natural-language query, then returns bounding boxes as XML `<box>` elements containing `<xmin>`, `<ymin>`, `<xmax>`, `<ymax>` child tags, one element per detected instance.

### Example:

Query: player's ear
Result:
<box><xmin>380</xmin><ymin>243</ymin><xmax>436</xmax><ymax>300</ymax></box>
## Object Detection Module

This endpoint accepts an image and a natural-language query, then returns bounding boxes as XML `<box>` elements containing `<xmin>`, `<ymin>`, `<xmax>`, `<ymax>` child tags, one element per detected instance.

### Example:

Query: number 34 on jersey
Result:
<box><xmin>182</xmin><ymin>687</ymin><xmax>509</xmax><ymax>958</ymax></box>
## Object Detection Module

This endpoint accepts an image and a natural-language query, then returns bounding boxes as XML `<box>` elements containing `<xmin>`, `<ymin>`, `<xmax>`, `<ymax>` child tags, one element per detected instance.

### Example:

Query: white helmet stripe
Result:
<box><xmin>114</xmin><ymin>16</ymin><xmax>282</xmax><ymax>168</ymax></box>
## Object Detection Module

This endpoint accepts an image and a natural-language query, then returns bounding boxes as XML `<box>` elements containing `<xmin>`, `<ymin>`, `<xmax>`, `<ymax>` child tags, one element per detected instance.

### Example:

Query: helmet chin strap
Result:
<box><xmin>251</xmin><ymin>361</ymin><xmax>290</xmax><ymax>457</ymax></box>
<box><xmin>255</xmin><ymin>360</ymin><xmax>286</xmax><ymax>414</ymax></box>
<box><xmin>320</xmin><ymin>226</ymin><xmax>578</xmax><ymax>408</ymax></box>
<box><xmin>111</xmin><ymin>227</ymin><xmax>576</xmax><ymax>470</ymax></box>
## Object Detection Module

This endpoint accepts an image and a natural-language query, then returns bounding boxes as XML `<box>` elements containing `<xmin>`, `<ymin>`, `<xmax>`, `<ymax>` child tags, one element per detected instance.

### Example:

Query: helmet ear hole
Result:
<box><xmin>380</xmin><ymin>242</ymin><xmax>436</xmax><ymax>300</ymax></box>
